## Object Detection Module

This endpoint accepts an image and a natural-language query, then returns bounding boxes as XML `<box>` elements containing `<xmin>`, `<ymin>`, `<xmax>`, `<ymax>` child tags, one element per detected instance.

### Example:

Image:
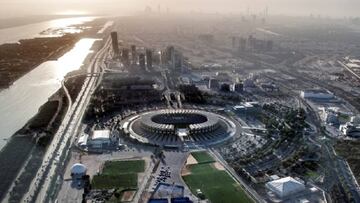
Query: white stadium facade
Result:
<box><xmin>121</xmin><ymin>109</ymin><xmax>236</xmax><ymax>148</ymax></box>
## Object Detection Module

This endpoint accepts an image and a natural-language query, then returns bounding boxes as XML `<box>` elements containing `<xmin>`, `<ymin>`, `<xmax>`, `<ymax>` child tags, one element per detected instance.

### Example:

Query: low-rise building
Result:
<box><xmin>340</xmin><ymin>122</ymin><xmax>360</xmax><ymax>137</ymax></box>
<box><xmin>77</xmin><ymin>134</ymin><xmax>89</xmax><ymax>148</ymax></box>
<box><xmin>233</xmin><ymin>102</ymin><xmax>259</xmax><ymax>116</ymax></box>
<box><xmin>89</xmin><ymin>130</ymin><xmax>111</xmax><ymax>148</ymax></box>
<box><xmin>300</xmin><ymin>89</ymin><xmax>334</xmax><ymax>100</ymax></box>
<box><xmin>266</xmin><ymin>177</ymin><xmax>305</xmax><ymax>198</ymax></box>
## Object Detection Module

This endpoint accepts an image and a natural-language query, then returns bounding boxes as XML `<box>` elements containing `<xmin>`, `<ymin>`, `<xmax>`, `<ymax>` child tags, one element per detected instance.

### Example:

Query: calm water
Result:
<box><xmin>0</xmin><ymin>16</ymin><xmax>95</xmax><ymax>45</ymax></box>
<box><xmin>0</xmin><ymin>37</ymin><xmax>97</xmax><ymax>150</ymax></box>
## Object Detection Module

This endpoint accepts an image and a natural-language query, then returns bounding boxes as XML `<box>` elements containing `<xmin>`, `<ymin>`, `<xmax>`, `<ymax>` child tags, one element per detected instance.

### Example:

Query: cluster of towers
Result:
<box><xmin>160</xmin><ymin>46</ymin><xmax>183</xmax><ymax>72</ymax></box>
<box><xmin>111</xmin><ymin>31</ymin><xmax>184</xmax><ymax>72</ymax></box>
<box><xmin>232</xmin><ymin>35</ymin><xmax>273</xmax><ymax>52</ymax></box>
<box><xmin>111</xmin><ymin>32</ymin><xmax>154</xmax><ymax>69</ymax></box>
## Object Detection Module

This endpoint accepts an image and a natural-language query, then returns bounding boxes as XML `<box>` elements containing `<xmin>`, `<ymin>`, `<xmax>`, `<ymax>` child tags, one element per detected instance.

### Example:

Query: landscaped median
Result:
<box><xmin>182</xmin><ymin>151</ymin><xmax>254</xmax><ymax>203</ymax></box>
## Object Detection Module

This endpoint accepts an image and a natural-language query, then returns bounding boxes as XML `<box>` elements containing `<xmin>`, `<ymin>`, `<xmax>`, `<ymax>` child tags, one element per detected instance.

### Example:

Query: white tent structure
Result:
<box><xmin>266</xmin><ymin>177</ymin><xmax>305</xmax><ymax>198</ymax></box>
<box><xmin>90</xmin><ymin>129</ymin><xmax>111</xmax><ymax>148</ymax></box>
<box><xmin>71</xmin><ymin>163</ymin><xmax>87</xmax><ymax>176</ymax></box>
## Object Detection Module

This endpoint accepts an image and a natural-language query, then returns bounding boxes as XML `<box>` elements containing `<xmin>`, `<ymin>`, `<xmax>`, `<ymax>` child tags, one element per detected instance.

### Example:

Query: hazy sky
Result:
<box><xmin>0</xmin><ymin>0</ymin><xmax>359</xmax><ymax>18</ymax></box>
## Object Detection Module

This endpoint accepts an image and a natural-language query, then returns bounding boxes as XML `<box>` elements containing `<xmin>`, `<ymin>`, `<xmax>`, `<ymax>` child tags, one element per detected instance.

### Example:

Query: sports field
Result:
<box><xmin>190</xmin><ymin>151</ymin><xmax>214</xmax><ymax>164</ymax></box>
<box><xmin>91</xmin><ymin>159</ymin><xmax>145</xmax><ymax>190</ymax></box>
<box><xmin>183</xmin><ymin>155</ymin><xmax>253</xmax><ymax>203</ymax></box>
<box><xmin>92</xmin><ymin>174</ymin><xmax>137</xmax><ymax>189</ymax></box>
<box><xmin>102</xmin><ymin>160</ymin><xmax>145</xmax><ymax>175</ymax></box>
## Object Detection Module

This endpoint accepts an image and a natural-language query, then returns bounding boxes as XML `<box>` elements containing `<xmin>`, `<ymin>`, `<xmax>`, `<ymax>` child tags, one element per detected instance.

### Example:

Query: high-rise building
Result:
<box><xmin>231</xmin><ymin>36</ymin><xmax>236</xmax><ymax>49</ymax></box>
<box><xmin>165</xmin><ymin>46</ymin><xmax>175</xmax><ymax>63</ymax></box>
<box><xmin>266</xmin><ymin>40</ymin><xmax>273</xmax><ymax>51</ymax></box>
<box><xmin>248</xmin><ymin>35</ymin><xmax>255</xmax><ymax>50</ymax></box>
<box><xmin>198</xmin><ymin>34</ymin><xmax>214</xmax><ymax>44</ymax></box>
<box><xmin>139</xmin><ymin>53</ymin><xmax>146</xmax><ymax>69</ymax></box>
<box><xmin>122</xmin><ymin>48</ymin><xmax>130</xmax><ymax>66</ymax></box>
<box><xmin>174</xmin><ymin>51</ymin><xmax>184</xmax><ymax>72</ymax></box>
<box><xmin>111</xmin><ymin>32</ymin><xmax>119</xmax><ymax>57</ymax></box>
<box><xmin>131</xmin><ymin>45</ymin><xmax>137</xmax><ymax>64</ymax></box>
<box><xmin>160</xmin><ymin>50</ymin><xmax>167</xmax><ymax>65</ymax></box>
<box><xmin>153</xmin><ymin>51</ymin><xmax>161</xmax><ymax>65</ymax></box>
<box><xmin>208</xmin><ymin>79</ymin><xmax>220</xmax><ymax>89</ymax></box>
<box><xmin>239</xmin><ymin>37</ymin><xmax>247</xmax><ymax>52</ymax></box>
<box><xmin>146</xmin><ymin>49</ymin><xmax>153</xmax><ymax>69</ymax></box>
<box><xmin>220</xmin><ymin>83</ymin><xmax>231</xmax><ymax>92</ymax></box>
<box><xmin>233</xmin><ymin>83</ymin><xmax>244</xmax><ymax>92</ymax></box>
<box><xmin>171</xmin><ymin>49</ymin><xmax>176</xmax><ymax>70</ymax></box>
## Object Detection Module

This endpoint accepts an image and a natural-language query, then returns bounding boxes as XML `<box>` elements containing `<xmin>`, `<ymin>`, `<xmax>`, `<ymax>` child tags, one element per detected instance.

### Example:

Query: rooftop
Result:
<box><xmin>92</xmin><ymin>129</ymin><xmax>110</xmax><ymax>140</ymax></box>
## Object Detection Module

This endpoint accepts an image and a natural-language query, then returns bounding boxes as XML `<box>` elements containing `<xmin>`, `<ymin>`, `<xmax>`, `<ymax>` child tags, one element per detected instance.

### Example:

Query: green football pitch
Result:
<box><xmin>183</xmin><ymin>155</ymin><xmax>253</xmax><ymax>203</ymax></box>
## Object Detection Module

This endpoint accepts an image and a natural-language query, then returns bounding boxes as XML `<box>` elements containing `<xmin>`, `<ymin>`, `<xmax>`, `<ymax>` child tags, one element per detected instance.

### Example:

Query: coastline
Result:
<box><xmin>0</xmin><ymin>34</ymin><xmax>80</xmax><ymax>90</ymax></box>
<box><xmin>0</xmin><ymin>16</ymin><xmax>106</xmax><ymax>202</ymax></box>
<box><xmin>0</xmin><ymin>36</ymin><xmax>99</xmax><ymax>202</ymax></box>
<box><xmin>0</xmin><ymin>87</ymin><xmax>68</xmax><ymax>202</ymax></box>
<box><xmin>0</xmin><ymin>67</ymin><xmax>89</xmax><ymax>202</ymax></box>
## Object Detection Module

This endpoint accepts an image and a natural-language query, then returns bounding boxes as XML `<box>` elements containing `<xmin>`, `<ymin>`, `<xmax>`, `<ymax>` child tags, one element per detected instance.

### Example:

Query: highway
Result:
<box><xmin>338</xmin><ymin>60</ymin><xmax>360</xmax><ymax>80</ymax></box>
<box><xmin>21</xmin><ymin>37</ymin><xmax>111</xmax><ymax>203</ymax></box>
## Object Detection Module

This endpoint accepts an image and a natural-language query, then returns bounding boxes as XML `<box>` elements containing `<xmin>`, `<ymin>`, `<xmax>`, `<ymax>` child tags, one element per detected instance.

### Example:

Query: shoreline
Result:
<box><xmin>0</xmin><ymin>34</ymin><xmax>80</xmax><ymax>90</ymax></box>
<box><xmin>0</xmin><ymin>67</ymin><xmax>90</xmax><ymax>202</ymax></box>
<box><xmin>0</xmin><ymin>87</ymin><xmax>68</xmax><ymax>202</ymax></box>
<box><xmin>0</xmin><ymin>37</ymin><xmax>100</xmax><ymax>202</ymax></box>
<box><xmin>0</xmin><ymin>15</ymin><xmax>93</xmax><ymax>30</ymax></box>
<box><xmin>0</xmin><ymin>17</ymin><xmax>106</xmax><ymax>202</ymax></box>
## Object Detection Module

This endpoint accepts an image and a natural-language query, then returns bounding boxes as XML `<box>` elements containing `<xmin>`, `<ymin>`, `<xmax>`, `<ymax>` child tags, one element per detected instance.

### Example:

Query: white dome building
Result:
<box><xmin>71</xmin><ymin>163</ymin><xmax>87</xmax><ymax>176</ymax></box>
<box><xmin>266</xmin><ymin>177</ymin><xmax>305</xmax><ymax>198</ymax></box>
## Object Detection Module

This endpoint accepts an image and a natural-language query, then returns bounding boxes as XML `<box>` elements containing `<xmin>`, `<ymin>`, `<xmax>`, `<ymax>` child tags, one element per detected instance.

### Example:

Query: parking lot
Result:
<box><xmin>146</xmin><ymin>150</ymin><xmax>197</xmax><ymax>200</ymax></box>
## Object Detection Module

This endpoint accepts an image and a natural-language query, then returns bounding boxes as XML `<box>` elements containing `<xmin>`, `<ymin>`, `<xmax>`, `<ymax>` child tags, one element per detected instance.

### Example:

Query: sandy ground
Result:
<box><xmin>121</xmin><ymin>190</ymin><xmax>136</xmax><ymax>202</ymax></box>
<box><xmin>181</xmin><ymin>166</ymin><xmax>191</xmax><ymax>176</ymax></box>
<box><xmin>185</xmin><ymin>154</ymin><xmax>198</xmax><ymax>166</ymax></box>
<box><xmin>213</xmin><ymin>162</ymin><xmax>225</xmax><ymax>171</ymax></box>
<box><xmin>181</xmin><ymin>154</ymin><xmax>199</xmax><ymax>176</ymax></box>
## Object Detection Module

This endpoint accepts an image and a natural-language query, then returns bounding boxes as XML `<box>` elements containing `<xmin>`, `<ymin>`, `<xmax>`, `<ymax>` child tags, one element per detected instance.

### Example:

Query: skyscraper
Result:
<box><xmin>146</xmin><ymin>49</ymin><xmax>153</xmax><ymax>69</ymax></box>
<box><xmin>171</xmin><ymin>49</ymin><xmax>176</xmax><ymax>70</ymax></box>
<box><xmin>131</xmin><ymin>45</ymin><xmax>137</xmax><ymax>64</ymax></box>
<box><xmin>111</xmin><ymin>32</ymin><xmax>119</xmax><ymax>57</ymax></box>
<box><xmin>139</xmin><ymin>53</ymin><xmax>146</xmax><ymax>69</ymax></box>
<box><xmin>266</xmin><ymin>40</ymin><xmax>273</xmax><ymax>51</ymax></box>
<box><xmin>232</xmin><ymin>36</ymin><xmax>236</xmax><ymax>49</ymax></box>
<box><xmin>165</xmin><ymin>46</ymin><xmax>175</xmax><ymax>63</ymax></box>
<box><xmin>239</xmin><ymin>37</ymin><xmax>247</xmax><ymax>52</ymax></box>
<box><xmin>122</xmin><ymin>48</ymin><xmax>130</xmax><ymax>66</ymax></box>
<box><xmin>173</xmin><ymin>51</ymin><xmax>184</xmax><ymax>72</ymax></box>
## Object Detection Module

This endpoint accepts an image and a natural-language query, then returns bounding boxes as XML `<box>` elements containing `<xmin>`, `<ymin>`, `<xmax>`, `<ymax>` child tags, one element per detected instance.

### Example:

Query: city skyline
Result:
<box><xmin>0</xmin><ymin>0</ymin><xmax>359</xmax><ymax>18</ymax></box>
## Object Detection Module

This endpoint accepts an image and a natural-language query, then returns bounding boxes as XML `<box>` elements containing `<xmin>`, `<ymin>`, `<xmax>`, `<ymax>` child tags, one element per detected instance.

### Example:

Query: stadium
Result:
<box><xmin>122</xmin><ymin>109</ymin><xmax>236</xmax><ymax>147</ymax></box>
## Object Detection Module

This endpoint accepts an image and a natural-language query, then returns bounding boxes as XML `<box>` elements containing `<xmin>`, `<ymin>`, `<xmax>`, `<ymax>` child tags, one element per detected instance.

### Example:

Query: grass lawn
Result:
<box><xmin>102</xmin><ymin>160</ymin><xmax>145</xmax><ymax>175</ymax></box>
<box><xmin>183</xmin><ymin>163</ymin><xmax>253</xmax><ymax>203</ymax></box>
<box><xmin>92</xmin><ymin>174</ymin><xmax>137</xmax><ymax>190</ymax></box>
<box><xmin>306</xmin><ymin>170</ymin><xmax>320</xmax><ymax>180</ymax></box>
<box><xmin>91</xmin><ymin>159</ymin><xmax>145</xmax><ymax>190</ymax></box>
<box><xmin>191</xmin><ymin>151</ymin><xmax>214</xmax><ymax>164</ymax></box>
